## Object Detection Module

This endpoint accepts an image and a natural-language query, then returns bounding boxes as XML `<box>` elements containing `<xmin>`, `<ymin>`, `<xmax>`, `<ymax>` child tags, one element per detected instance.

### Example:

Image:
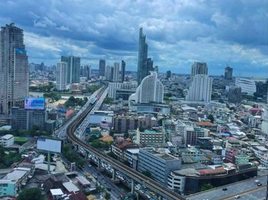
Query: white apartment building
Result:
<box><xmin>0</xmin><ymin>134</ymin><xmax>14</xmax><ymax>147</ymax></box>
<box><xmin>235</xmin><ymin>77</ymin><xmax>256</xmax><ymax>96</ymax></box>
<box><xmin>186</xmin><ymin>74</ymin><xmax>213</xmax><ymax>103</ymax></box>
<box><xmin>56</xmin><ymin>62</ymin><xmax>68</xmax><ymax>90</ymax></box>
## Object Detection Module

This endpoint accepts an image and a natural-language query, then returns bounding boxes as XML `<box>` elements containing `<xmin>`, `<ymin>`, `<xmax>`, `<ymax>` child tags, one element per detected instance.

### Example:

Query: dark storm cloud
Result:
<box><xmin>0</xmin><ymin>0</ymin><xmax>267</xmax><ymax>76</ymax></box>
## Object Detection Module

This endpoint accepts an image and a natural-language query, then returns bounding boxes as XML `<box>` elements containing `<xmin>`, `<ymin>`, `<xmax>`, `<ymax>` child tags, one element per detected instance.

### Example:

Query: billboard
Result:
<box><xmin>37</xmin><ymin>138</ymin><xmax>62</xmax><ymax>153</ymax></box>
<box><xmin>24</xmin><ymin>98</ymin><xmax>45</xmax><ymax>110</ymax></box>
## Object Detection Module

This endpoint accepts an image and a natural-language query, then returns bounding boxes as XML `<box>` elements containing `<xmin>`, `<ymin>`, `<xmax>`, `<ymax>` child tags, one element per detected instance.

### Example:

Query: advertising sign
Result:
<box><xmin>24</xmin><ymin>98</ymin><xmax>45</xmax><ymax>110</ymax></box>
<box><xmin>37</xmin><ymin>138</ymin><xmax>62</xmax><ymax>153</ymax></box>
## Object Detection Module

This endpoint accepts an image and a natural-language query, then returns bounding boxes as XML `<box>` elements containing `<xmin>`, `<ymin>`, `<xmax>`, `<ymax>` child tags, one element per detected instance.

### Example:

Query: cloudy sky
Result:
<box><xmin>1</xmin><ymin>0</ymin><xmax>267</xmax><ymax>77</ymax></box>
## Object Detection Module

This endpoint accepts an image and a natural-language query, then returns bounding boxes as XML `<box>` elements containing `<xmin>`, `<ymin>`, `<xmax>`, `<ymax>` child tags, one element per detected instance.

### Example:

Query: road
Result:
<box><xmin>66</xmin><ymin>87</ymin><xmax>185</xmax><ymax>200</ymax></box>
<box><xmin>82</xmin><ymin>163</ymin><xmax>127</xmax><ymax>200</ymax></box>
<box><xmin>187</xmin><ymin>175</ymin><xmax>267</xmax><ymax>200</ymax></box>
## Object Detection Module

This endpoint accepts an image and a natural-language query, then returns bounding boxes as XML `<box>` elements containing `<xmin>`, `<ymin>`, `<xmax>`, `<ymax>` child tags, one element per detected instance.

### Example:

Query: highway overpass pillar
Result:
<box><xmin>112</xmin><ymin>168</ymin><xmax>116</xmax><ymax>180</ymax></box>
<box><xmin>131</xmin><ymin>179</ymin><xmax>135</xmax><ymax>193</ymax></box>
<box><xmin>135</xmin><ymin>192</ymin><xmax>140</xmax><ymax>200</ymax></box>
<box><xmin>97</xmin><ymin>158</ymin><xmax>101</xmax><ymax>169</ymax></box>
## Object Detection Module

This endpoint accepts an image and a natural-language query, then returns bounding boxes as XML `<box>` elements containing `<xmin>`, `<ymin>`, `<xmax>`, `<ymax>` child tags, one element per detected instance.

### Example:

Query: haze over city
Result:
<box><xmin>1</xmin><ymin>0</ymin><xmax>267</xmax><ymax>77</ymax></box>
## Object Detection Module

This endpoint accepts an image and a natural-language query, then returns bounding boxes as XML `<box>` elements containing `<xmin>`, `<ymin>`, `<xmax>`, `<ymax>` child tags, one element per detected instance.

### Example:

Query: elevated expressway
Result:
<box><xmin>66</xmin><ymin>87</ymin><xmax>185</xmax><ymax>200</ymax></box>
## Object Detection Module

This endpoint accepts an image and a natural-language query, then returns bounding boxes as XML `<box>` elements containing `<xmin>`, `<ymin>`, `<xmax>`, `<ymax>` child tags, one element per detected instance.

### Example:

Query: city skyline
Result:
<box><xmin>0</xmin><ymin>0</ymin><xmax>267</xmax><ymax>77</ymax></box>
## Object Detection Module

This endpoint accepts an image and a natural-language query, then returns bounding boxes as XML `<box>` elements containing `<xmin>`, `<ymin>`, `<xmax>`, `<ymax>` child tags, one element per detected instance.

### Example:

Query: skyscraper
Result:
<box><xmin>81</xmin><ymin>65</ymin><xmax>91</xmax><ymax>80</ymax></box>
<box><xmin>56</xmin><ymin>62</ymin><xmax>68</xmax><ymax>91</ymax></box>
<box><xmin>99</xmin><ymin>59</ymin><xmax>106</xmax><ymax>76</ymax></box>
<box><xmin>61</xmin><ymin>56</ymin><xmax>80</xmax><ymax>84</ymax></box>
<box><xmin>166</xmin><ymin>70</ymin><xmax>171</xmax><ymax>79</ymax></box>
<box><xmin>186</xmin><ymin>74</ymin><xmax>213</xmax><ymax>102</ymax></box>
<box><xmin>191</xmin><ymin>62</ymin><xmax>208</xmax><ymax>76</ymax></box>
<box><xmin>137</xmin><ymin>28</ymin><xmax>153</xmax><ymax>85</ymax></box>
<box><xmin>113</xmin><ymin>62</ymin><xmax>120</xmax><ymax>82</ymax></box>
<box><xmin>105</xmin><ymin>65</ymin><xmax>112</xmax><ymax>81</ymax></box>
<box><xmin>121</xmin><ymin>60</ymin><xmax>126</xmax><ymax>83</ymax></box>
<box><xmin>225</xmin><ymin>66</ymin><xmax>233</xmax><ymax>80</ymax></box>
<box><xmin>0</xmin><ymin>23</ymin><xmax>29</xmax><ymax>115</ymax></box>
<box><xmin>134</xmin><ymin>71</ymin><xmax>164</xmax><ymax>104</ymax></box>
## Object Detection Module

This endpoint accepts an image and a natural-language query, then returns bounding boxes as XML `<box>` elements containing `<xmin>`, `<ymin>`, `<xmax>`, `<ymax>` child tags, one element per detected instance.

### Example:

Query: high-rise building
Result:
<box><xmin>11</xmin><ymin>107</ymin><xmax>47</xmax><ymax>130</ymax></box>
<box><xmin>113</xmin><ymin>62</ymin><xmax>120</xmax><ymax>82</ymax></box>
<box><xmin>56</xmin><ymin>62</ymin><xmax>68</xmax><ymax>91</ymax></box>
<box><xmin>61</xmin><ymin>56</ymin><xmax>80</xmax><ymax>84</ymax></box>
<box><xmin>137</xmin><ymin>28</ymin><xmax>153</xmax><ymax>85</ymax></box>
<box><xmin>134</xmin><ymin>71</ymin><xmax>164</xmax><ymax>104</ymax></box>
<box><xmin>154</xmin><ymin>66</ymin><xmax>159</xmax><ymax>74</ymax></box>
<box><xmin>105</xmin><ymin>65</ymin><xmax>113</xmax><ymax>81</ymax></box>
<box><xmin>99</xmin><ymin>59</ymin><xmax>106</xmax><ymax>76</ymax></box>
<box><xmin>186</xmin><ymin>74</ymin><xmax>213</xmax><ymax>102</ymax></box>
<box><xmin>80</xmin><ymin>65</ymin><xmax>91</xmax><ymax>80</ymax></box>
<box><xmin>121</xmin><ymin>60</ymin><xmax>126</xmax><ymax>83</ymax></box>
<box><xmin>228</xmin><ymin>86</ymin><xmax>242</xmax><ymax>104</ymax></box>
<box><xmin>191</xmin><ymin>62</ymin><xmax>208</xmax><ymax>76</ymax></box>
<box><xmin>235</xmin><ymin>78</ymin><xmax>256</xmax><ymax>96</ymax></box>
<box><xmin>0</xmin><ymin>23</ymin><xmax>29</xmax><ymax>115</ymax></box>
<box><xmin>166</xmin><ymin>70</ymin><xmax>171</xmax><ymax>79</ymax></box>
<box><xmin>225</xmin><ymin>66</ymin><xmax>233</xmax><ymax>80</ymax></box>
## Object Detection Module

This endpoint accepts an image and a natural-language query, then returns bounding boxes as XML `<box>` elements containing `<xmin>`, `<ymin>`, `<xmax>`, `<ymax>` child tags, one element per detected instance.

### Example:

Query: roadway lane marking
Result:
<box><xmin>217</xmin><ymin>185</ymin><xmax>266</xmax><ymax>200</ymax></box>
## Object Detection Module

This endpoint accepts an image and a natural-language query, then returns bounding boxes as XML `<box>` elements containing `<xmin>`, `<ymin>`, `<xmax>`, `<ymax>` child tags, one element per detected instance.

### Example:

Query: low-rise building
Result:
<box><xmin>184</xmin><ymin>127</ymin><xmax>208</xmax><ymax>145</ymax></box>
<box><xmin>0</xmin><ymin>167</ymin><xmax>33</xmax><ymax>197</ymax></box>
<box><xmin>136</xmin><ymin>128</ymin><xmax>165</xmax><ymax>146</ymax></box>
<box><xmin>0</xmin><ymin>134</ymin><xmax>14</xmax><ymax>147</ymax></box>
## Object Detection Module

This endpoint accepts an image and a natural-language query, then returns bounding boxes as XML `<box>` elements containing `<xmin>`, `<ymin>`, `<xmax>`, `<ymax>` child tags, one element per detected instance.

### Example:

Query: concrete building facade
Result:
<box><xmin>0</xmin><ymin>23</ymin><xmax>29</xmax><ymax>115</ymax></box>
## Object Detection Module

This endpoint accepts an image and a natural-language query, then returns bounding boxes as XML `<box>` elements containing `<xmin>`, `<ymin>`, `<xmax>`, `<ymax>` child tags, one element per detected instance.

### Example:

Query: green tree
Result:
<box><xmin>201</xmin><ymin>183</ymin><xmax>213</xmax><ymax>191</ymax></box>
<box><xmin>91</xmin><ymin>139</ymin><xmax>102</xmax><ymax>149</ymax></box>
<box><xmin>104</xmin><ymin>192</ymin><xmax>111</xmax><ymax>200</ymax></box>
<box><xmin>17</xmin><ymin>188</ymin><xmax>45</xmax><ymax>200</ymax></box>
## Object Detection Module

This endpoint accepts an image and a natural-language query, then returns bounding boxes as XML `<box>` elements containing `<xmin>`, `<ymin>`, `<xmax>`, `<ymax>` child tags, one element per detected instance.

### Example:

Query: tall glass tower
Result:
<box><xmin>137</xmin><ymin>28</ymin><xmax>153</xmax><ymax>85</ymax></box>
<box><xmin>0</xmin><ymin>23</ymin><xmax>29</xmax><ymax>115</ymax></box>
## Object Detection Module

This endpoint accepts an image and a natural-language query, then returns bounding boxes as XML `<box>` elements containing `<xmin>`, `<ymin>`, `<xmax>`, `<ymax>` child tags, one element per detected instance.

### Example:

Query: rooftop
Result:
<box><xmin>76</xmin><ymin>176</ymin><xmax>90</xmax><ymax>186</ymax></box>
<box><xmin>3</xmin><ymin>169</ymin><xmax>27</xmax><ymax>181</ymax></box>
<box><xmin>1</xmin><ymin>134</ymin><xmax>13</xmax><ymax>140</ymax></box>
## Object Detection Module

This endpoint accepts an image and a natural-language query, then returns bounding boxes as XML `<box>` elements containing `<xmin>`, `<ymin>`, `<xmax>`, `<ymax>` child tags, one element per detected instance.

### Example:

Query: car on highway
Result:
<box><xmin>235</xmin><ymin>195</ymin><xmax>240</xmax><ymax>199</ymax></box>
<box><xmin>222</xmin><ymin>188</ymin><xmax>228</xmax><ymax>191</ymax></box>
<box><xmin>257</xmin><ymin>183</ymin><xmax>262</xmax><ymax>186</ymax></box>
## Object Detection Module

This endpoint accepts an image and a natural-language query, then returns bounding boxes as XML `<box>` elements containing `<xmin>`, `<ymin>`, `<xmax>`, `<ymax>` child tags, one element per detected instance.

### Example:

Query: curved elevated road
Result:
<box><xmin>66</xmin><ymin>88</ymin><xmax>185</xmax><ymax>200</ymax></box>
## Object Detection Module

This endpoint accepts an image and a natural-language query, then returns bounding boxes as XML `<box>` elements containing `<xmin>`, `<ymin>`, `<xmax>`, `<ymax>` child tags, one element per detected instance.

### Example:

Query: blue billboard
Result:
<box><xmin>24</xmin><ymin>98</ymin><xmax>45</xmax><ymax>110</ymax></box>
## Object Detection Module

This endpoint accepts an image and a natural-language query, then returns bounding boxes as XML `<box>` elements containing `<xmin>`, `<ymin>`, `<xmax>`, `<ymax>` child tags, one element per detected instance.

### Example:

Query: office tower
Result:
<box><xmin>228</xmin><ymin>86</ymin><xmax>242</xmax><ymax>104</ymax></box>
<box><xmin>166</xmin><ymin>70</ymin><xmax>171</xmax><ymax>79</ymax></box>
<box><xmin>137</xmin><ymin>28</ymin><xmax>154</xmax><ymax>85</ymax></box>
<box><xmin>56</xmin><ymin>62</ymin><xmax>67</xmax><ymax>91</ymax></box>
<box><xmin>135</xmin><ymin>71</ymin><xmax>164</xmax><ymax>104</ymax></box>
<box><xmin>61</xmin><ymin>56</ymin><xmax>80</xmax><ymax>84</ymax></box>
<box><xmin>0</xmin><ymin>23</ymin><xmax>29</xmax><ymax>115</ymax></box>
<box><xmin>81</xmin><ymin>65</ymin><xmax>91</xmax><ymax>80</ymax></box>
<box><xmin>225</xmin><ymin>66</ymin><xmax>233</xmax><ymax>80</ymax></box>
<box><xmin>105</xmin><ymin>65</ymin><xmax>112</xmax><ymax>81</ymax></box>
<box><xmin>121</xmin><ymin>60</ymin><xmax>126</xmax><ymax>83</ymax></box>
<box><xmin>99</xmin><ymin>59</ymin><xmax>106</xmax><ymax>76</ymax></box>
<box><xmin>235</xmin><ymin>77</ymin><xmax>256</xmax><ymax>96</ymax></box>
<box><xmin>154</xmin><ymin>66</ymin><xmax>159</xmax><ymax>74</ymax></box>
<box><xmin>113</xmin><ymin>62</ymin><xmax>120</xmax><ymax>82</ymax></box>
<box><xmin>11</xmin><ymin>107</ymin><xmax>46</xmax><ymax>130</ymax></box>
<box><xmin>186</xmin><ymin>74</ymin><xmax>213</xmax><ymax>102</ymax></box>
<box><xmin>191</xmin><ymin>62</ymin><xmax>208</xmax><ymax>76</ymax></box>
<box><xmin>147</xmin><ymin>58</ymin><xmax>154</xmax><ymax>72</ymax></box>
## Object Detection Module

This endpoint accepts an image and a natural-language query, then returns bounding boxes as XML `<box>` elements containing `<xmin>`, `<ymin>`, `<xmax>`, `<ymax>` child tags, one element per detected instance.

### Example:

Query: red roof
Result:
<box><xmin>199</xmin><ymin>168</ymin><xmax>226</xmax><ymax>176</ymax></box>
<box><xmin>66</xmin><ymin>109</ymin><xmax>74</xmax><ymax>117</ymax></box>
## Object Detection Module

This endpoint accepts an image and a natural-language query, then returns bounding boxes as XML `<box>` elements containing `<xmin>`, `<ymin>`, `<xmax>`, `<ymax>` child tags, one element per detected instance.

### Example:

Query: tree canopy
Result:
<box><xmin>17</xmin><ymin>188</ymin><xmax>45</xmax><ymax>200</ymax></box>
